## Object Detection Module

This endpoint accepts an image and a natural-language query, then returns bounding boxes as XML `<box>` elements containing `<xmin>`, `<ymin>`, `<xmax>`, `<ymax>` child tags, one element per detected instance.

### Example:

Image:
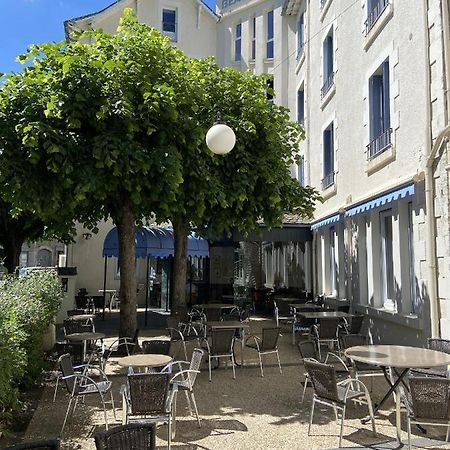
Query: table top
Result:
<box><xmin>297</xmin><ymin>311</ymin><xmax>353</xmax><ymax>319</ymax></box>
<box><xmin>117</xmin><ymin>354</ymin><xmax>172</xmax><ymax>368</ymax></box>
<box><xmin>66</xmin><ymin>332</ymin><xmax>105</xmax><ymax>342</ymax></box>
<box><xmin>290</xmin><ymin>304</ymin><xmax>325</xmax><ymax>311</ymax></box>
<box><xmin>70</xmin><ymin>314</ymin><xmax>96</xmax><ymax>321</ymax></box>
<box><xmin>192</xmin><ymin>304</ymin><xmax>237</xmax><ymax>310</ymax></box>
<box><xmin>98</xmin><ymin>289</ymin><xmax>117</xmax><ymax>293</ymax></box>
<box><xmin>206</xmin><ymin>320</ymin><xmax>250</xmax><ymax>329</ymax></box>
<box><xmin>274</xmin><ymin>297</ymin><xmax>304</xmax><ymax>302</ymax></box>
<box><xmin>345</xmin><ymin>345</ymin><xmax>450</xmax><ymax>368</ymax></box>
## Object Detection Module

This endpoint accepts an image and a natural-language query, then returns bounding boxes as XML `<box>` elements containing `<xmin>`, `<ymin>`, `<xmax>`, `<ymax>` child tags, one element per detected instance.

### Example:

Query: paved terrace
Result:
<box><xmin>22</xmin><ymin>314</ymin><xmax>450</xmax><ymax>449</ymax></box>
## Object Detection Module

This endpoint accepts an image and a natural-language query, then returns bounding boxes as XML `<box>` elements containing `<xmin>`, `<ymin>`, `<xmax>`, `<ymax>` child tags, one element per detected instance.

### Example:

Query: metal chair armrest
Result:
<box><xmin>167</xmin><ymin>327</ymin><xmax>185</xmax><ymax>341</ymax></box>
<box><xmin>338</xmin><ymin>378</ymin><xmax>371</xmax><ymax>401</ymax></box>
<box><xmin>325</xmin><ymin>352</ymin><xmax>349</xmax><ymax>372</ymax></box>
<box><xmin>170</xmin><ymin>369</ymin><xmax>200</xmax><ymax>384</ymax></box>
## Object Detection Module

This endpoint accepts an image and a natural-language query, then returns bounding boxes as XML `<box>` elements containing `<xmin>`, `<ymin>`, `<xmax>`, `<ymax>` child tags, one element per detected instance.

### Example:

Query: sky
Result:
<box><xmin>0</xmin><ymin>0</ymin><xmax>216</xmax><ymax>75</ymax></box>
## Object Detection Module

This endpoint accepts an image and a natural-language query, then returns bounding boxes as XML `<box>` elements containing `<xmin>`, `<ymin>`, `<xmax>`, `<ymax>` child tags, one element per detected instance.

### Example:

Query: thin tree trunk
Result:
<box><xmin>2</xmin><ymin>235</ymin><xmax>24</xmax><ymax>275</ymax></box>
<box><xmin>115</xmin><ymin>199</ymin><xmax>137</xmax><ymax>338</ymax></box>
<box><xmin>172</xmin><ymin>219</ymin><xmax>189</xmax><ymax>316</ymax></box>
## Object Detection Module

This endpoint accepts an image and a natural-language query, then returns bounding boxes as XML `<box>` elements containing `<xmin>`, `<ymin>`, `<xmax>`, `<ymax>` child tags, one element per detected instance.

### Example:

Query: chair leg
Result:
<box><xmin>61</xmin><ymin>396</ymin><xmax>74</xmax><ymax>436</ymax></box>
<box><xmin>100</xmin><ymin>393</ymin><xmax>108</xmax><ymax>430</ymax></box>
<box><xmin>301</xmin><ymin>375</ymin><xmax>309</xmax><ymax>403</ymax></box>
<box><xmin>184</xmin><ymin>390</ymin><xmax>192</xmax><ymax>416</ymax></box>
<box><xmin>446</xmin><ymin>424</ymin><xmax>450</xmax><ymax>442</ymax></box>
<box><xmin>317</xmin><ymin>341</ymin><xmax>322</xmax><ymax>361</ymax></box>
<box><xmin>308</xmin><ymin>397</ymin><xmax>315</xmax><ymax>436</ymax></box>
<box><xmin>182</xmin><ymin>341</ymin><xmax>188</xmax><ymax>360</ymax></box>
<box><xmin>110</xmin><ymin>390</ymin><xmax>117</xmax><ymax>421</ymax></box>
<box><xmin>365</xmin><ymin>391</ymin><xmax>376</xmax><ymax>436</ymax></box>
<box><xmin>53</xmin><ymin>374</ymin><xmax>60</xmax><ymax>402</ymax></box>
<box><xmin>208</xmin><ymin>356</ymin><xmax>212</xmax><ymax>382</ymax></box>
<box><xmin>168</xmin><ymin>415</ymin><xmax>172</xmax><ymax>450</ymax></box>
<box><xmin>407</xmin><ymin>417</ymin><xmax>412</xmax><ymax>450</ymax></box>
<box><xmin>258</xmin><ymin>353</ymin><xmax>264</xmax><ymax>378</ymax></box>
<box><xmin>190</xmin><ymin>391</ymin><xmax>201</xmax><ymax>428</ymax></box>
<box><xmin>339</xmin><ymin>405</ymin><xmax>346</xmax><ymax>448</ymax></box>
<box><xmin>276</xmin><ymin>349</ymin><xmax>282</xmax><ymax>374</ymax></box>
<box><xmin>231</xmin><ymin>355</ymin><xmax>236</xmax><ymax>380</ymax></box>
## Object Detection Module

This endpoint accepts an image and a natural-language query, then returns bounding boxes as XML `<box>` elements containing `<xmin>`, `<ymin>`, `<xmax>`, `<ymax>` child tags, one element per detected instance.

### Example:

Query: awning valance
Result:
<box><xmin>102</xmin><ymin>227</ymin><xmax>209</xmax><ymax>259</ymax></box>
<box><xmin>345</xmin><ymin>183</ymin><xmax>415</xmax><ymax>217</ymax></box>
<box><xmin>311</xmin><ymin>214</ymin><xmax>341</xmax><ymax>230</ymax></box>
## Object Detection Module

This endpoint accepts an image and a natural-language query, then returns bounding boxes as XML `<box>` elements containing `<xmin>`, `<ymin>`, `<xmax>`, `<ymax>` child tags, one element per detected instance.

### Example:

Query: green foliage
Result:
<box><xmin>0</xmin><ymin>271</ymin><xmax>63</xmax><ymax>418</ymax></box>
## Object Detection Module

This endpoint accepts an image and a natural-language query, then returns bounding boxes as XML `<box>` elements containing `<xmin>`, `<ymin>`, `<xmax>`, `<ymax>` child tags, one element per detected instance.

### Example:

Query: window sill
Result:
<box><xmin>319</xmin><ymin>0</ymin><xmax>333</xmax><ymax>22</ymax></box>
<box><xmin>364</xmin><ymin>2</ymin><xmax>394</xmax><ymax>51</ymax></box>
<box><xmin>231</xmin><ymin>60</ymin><xmax>242</xmax><ymax>69</ymax></box>
<box><xmin>322</xmin><ymin>182</ymin><xmax>337</xmax><ymax>200</ymax></box>
<box><xmin>355</xmin><ymin>304</ymin><xmax>422</xmax><ymax>329</ymax></box>
<box><xmin>320</xmin><ymin>83</ymin><xmax>336</xmax><ymax>110</ymax></box>
<box><xmin>295</xmin><ymin>51</ymin><xmax>306</xmax><ymax>74</ymax></box>
<box><xmin>249</xmin><ymin>59</ymin><xmax>255</xmax><ymax>66</ymax></box>
<box><xmin>264</xmin><ymin>58</ymin><xmax>274</xmax><ymax>65</ymax></box>
<box><xmin>366</xmin><ymin>144</ymin><xmax>396</xmax><ymax>175</ymax></box>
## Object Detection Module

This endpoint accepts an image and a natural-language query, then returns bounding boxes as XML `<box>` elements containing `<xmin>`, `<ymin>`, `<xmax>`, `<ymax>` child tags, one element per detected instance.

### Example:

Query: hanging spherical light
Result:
<box><xmin>206</xmin><ymin>116</ymin><xmax>236</xmax><ymax>155</ymax></box>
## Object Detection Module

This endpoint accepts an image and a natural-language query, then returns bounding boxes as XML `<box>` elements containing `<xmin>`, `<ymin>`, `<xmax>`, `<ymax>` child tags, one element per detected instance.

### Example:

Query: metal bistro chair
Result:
<box><xmin>298</xmin><ymin>340</ymin><xmax>350</xmax><ymax>403</ymax></box>
<box><xmin>166</xmin><ymin>348</ymin><xmax>204</xmax><ymax>427</ymax></box>
<box><xmin>95</xmin><ymin>423</ymin><xmax>156</xmax><ymax>450</ymax></box>
<box><xmin>167</xmin><ymin>317</ymin><xmax>201</xmax><ymax>360</ymax></box>
<box><xmin>311</xmin><ymin>318</ymin><xmax>341</xmax><ymax>361</ymax></box>
<box><xmin>203</xmin><ymin>328</ymin><xmax>236</xmax><ymax>382</ymax></box>
<box><xmin>58</xmin><ymin>354</ymin><xmax>115</xmax><ymax>435</ymax></box>
<box><xmin>245</xmin><ymin>327</ymin><xmax>282</xmax><ymax>377</ymax></box>
<box><xmin>122</xmin><ymin>373</ymin><xmax>177</xmax><ymax>449</ymax></box>
<box><xmin>142</xmin><ymin>340</ymin><xmax>172</xmax><ymax>356</ymax></box>
<box><xmin>101</xmin><ymin>329</ymin><xmax>140</xmax><ymax>370</ymax></box>
<box><xmin>273</xmin><ymin>300</ymin><xmax>293</xmax><ymax>328</ymax></box>
<box><xmin>5</xmin><ymin>440</ymin><xmax>60</xmax><ymax>450</ymax></box>
<box><xmin>63</xmin><ymin>318</ymin><xmax>93</xmax><ymax>336</ymax></box>
<box><xmin>304</xmin><ymin>358</ymin><xmax>376</xmax><ymax>448</ymax></box>
<box><xmin>407</xmin><ymin>377</ymin><xmax>450</xmax><ymax>450</ymax></box>
<box><xmin>411</xmin><ymin>338</ymin><xmax>450</xmax><ymax>378</ymax></box>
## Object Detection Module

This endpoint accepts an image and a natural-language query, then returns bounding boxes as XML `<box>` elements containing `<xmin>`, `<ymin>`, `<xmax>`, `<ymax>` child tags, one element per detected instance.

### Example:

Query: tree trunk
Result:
<box><xmin>115</xmin><ymin>199</ymin><xmax>137</xmax><ymax>338</ymax></box>
<box><xmin>172</xmin><ymin>219</ymin><xmax>189</xmax><ymax>316</ymax></box>
<box><xmin>2</xmin><ymin>235</ymin><xmax>24</xmax><ymax>275</ymax></box>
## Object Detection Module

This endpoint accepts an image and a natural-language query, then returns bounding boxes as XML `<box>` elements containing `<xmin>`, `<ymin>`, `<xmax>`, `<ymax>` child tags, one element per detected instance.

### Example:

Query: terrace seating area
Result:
<box><xmin>11</xmin><ymin>304</ymin><xmax>450</xmax><ymax>450</ymax></box>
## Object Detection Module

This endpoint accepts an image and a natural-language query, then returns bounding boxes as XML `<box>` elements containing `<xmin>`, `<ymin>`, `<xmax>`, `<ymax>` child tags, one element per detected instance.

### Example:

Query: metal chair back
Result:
<box><xmin>211</xmin><ymin>329</ymin><xmax>235</xmax><ymax>355</ymax></box>
<box><xmin>317</xmin><ymin>318</ymin><xmax>340</xmax><ymax>339</ymax></box>
<box><xmin>409</xmin><ymin>377</ymin><xmax>450</xmax><ymax>420</ymax></box>
<box><xmin>166</xmin><ymin>317</ymin><xmax>180</xmax><ymax>339</ymax></box>
<box><xmin>260</xmin><ymin>327</ymin><xmax>280</xmax><ymax>351</ymax></box>
<box><xmin>341</xmin><ymin>334</ymin><xmax>368</xmax><ymax>349</ymax></box>
<box><xmin>63</xmin><ymin>319</ymin><xmax>93</xmax><ymax>336</ymax></box>
<box><xmin>349</xmin><ymin>315</ymin><xmax>365</xmax><ymax>334</ymax></box>
<box><xmin>428</xmin><ymin>338</ymin><xmax>450</xmax><ymax>354</ymax></box>
<box><xmin>205</xmin><ymin>308</ymin><xmax>222</xmax><ymax>322</ymax></box>
<box><xmin>187</xmin><ymin>348</ymin><xmax>204</xmax><ymax>387</ymax></box>
<box><xmin>304</xmin><ymin>358</ymin><xmax>340</xmax><ymax>404</ymax></box>
<box><xmin>142</xmin><ymin>340</ymin><xmax>171</xmax><ymax>355</ymax></box>
<box><xmin>94</xmin><ymin>423</ymin><xmax>156</xmax><ymax>450</ymax></box>
<box><xmin>298</xmin><ymin>341</ymin><xmax>318</xmax><ymax>360</ymax></box>
<box><xmin>58</xmin><ymin>354</ymin><xmax>79</xmax><ymax>395</ymax></box>
<box><xmin>128</xmin><ymin>373</ymin><xmax>171</xmax><ymax>416</ymax></box>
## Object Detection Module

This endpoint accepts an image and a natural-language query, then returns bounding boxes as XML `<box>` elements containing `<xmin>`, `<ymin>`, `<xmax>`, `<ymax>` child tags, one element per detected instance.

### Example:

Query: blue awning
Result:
<box><xmin>102</xmin><ymin>226</ymin><xmax>209</xmax><ymax>259</ymax></box>
<box><xmin>345</xmin><ymin>183</ymin><xmax>415</xmax><ymax>217</ymax></box>
<box><xmin>311</xmin><ymin>214</ymin><xmax>341</xmax><ymax>230</ymax></box>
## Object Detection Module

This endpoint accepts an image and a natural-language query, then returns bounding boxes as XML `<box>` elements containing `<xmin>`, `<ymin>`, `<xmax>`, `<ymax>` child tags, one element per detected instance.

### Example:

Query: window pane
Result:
<box><xmin>267</xmin><ymin>11</ymin><xmax>274</xmax><ymax>40</ymax></box>
<box><xmin>162</xmin><ymin>9</ymin><xmax>176</xmax><ymax>33</ymax></box>
<box><xmin>267</xmin><ymin>40</ymin><xmax>274</xmax><ymax>59</ymax></box>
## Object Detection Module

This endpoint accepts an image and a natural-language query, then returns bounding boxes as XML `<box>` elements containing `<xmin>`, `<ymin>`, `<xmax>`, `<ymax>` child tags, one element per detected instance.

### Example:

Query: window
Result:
<box><xmin>250</xmin><ymin>17</ymin><xmax>256</xmax><ymax>61</ymax></box>
<box><xmin>366</xmin><ymin>0</ymin><xmax>389</xmax><ymax>34</ymax></box>
<box><xmin>321</xmin><ymin>29</ymin><xmax>334</xmax><ymax>98</ymax></box>
<box><xmin>329</xmin><ymin>227</ymin><xmax>337</xmax><ymax>295</ymax></box>
<box><xmin>368</xmin><ymin>59</ymin><xmax>391</xmax><ymax>159</ymax></box>
<box><xmin>297</xmin><ymin>13</ymin><xmax>305</xmax><ymax>60</ymax></box>
<box><xmin>322</xmin><ymin>122</ymin><xmax>334</xmax><ymax>189</ymax></box>
<box><xmin>380</xmin><ymin>210</ymin><xmax>395</xmax><ymax>309</ymax></box>
<box><xmin>297</xmin><ymin>86</ymin><xmax>305</xmax><ymax>123</ymax></box>
<box><xmin>297</xmin><ymin>156</ymin><xmax>305</xmax><ymax>186</ymax></box>
<box><xmin>408</xmin><ymin>203</ymin><xmax>417</xmax><ymax>313</ymax></box>
<box><xmin>235</xmin><ymin>23</ymin><xmax>242</xmax><ymax>62</ymax></box>
<box><xmin>162</xmin><ymin>9</ymin><xmax>177</xmax><ymax>41</ymax></box>
<box><xmin>266</xmin><ymin>10</ymin><xmax>274</xmax><ymax>59</ymax></box>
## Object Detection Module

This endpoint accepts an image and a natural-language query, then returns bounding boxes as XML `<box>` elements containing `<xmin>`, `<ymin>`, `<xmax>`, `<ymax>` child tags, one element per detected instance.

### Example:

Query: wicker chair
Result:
<box><xmin>58</xmin><ymin>353</ymin><xmax>115</xmax><ymax>435</ymax></box>
<box><xmin>245</xmin><ymin>327</ymin><xmax>282</xmax><ymax>377</ymax></box>
<box><xmin>407</xmin><ymin>377</ymin><xmax>450</xmax><ymax>450</ymax></box>
<box><xmin>202</xmin><ymin>328</ymin><xmax>236</xmax><ymax>381</ymax></box>
<box><xmin>67</xmin><ymin>309</ymin><xmax>86</xmax><ymax>317</ymax></box>
<box><xmin>311</xmin><ymin>318</ymin><xmax>341</xmax><ymax>360</ymax></box>
<box><xmin>168</xmin><ymin>348</ymin><xmax>204</xmax><ymax>427</ymax></box>
<box><xmin>304</xmin><ymin>358</ymin><xmax>376</xmax><ymax>448</ymax></box>
<box><xmin>298</xmin><ymin>340</ymin><xmax>349</xmax><ymax>403</ymax></box>
<box><xmin>167</xmin><ymin>317</ymin><xmax>201</xmax><ymax>360</ymax></box>
<box><xmin>142</xmin><ymin>340</ymin><xmax>172</xmax><ymax>355</ymax></box>
<box><xmin>5</xmin><ymin>440</ymin><xmax>60</xmax><ymax>450</ymax></box>
<box><xmin>411</xmin><ymin>338</ymin><xmax>450</xmax><ymax>377</ymax></box>
<box><xmin>122</xmin><ymin>373</ymin><xmax>176</xmax><ymax>449</ymax></box>
<box><xmin>94</xmin><ymin>423</ymin><xmax>156</xmax><ymax>450</ymax></box>
<box><xmin>63</xmin><ymin>318</ymin><xmax>93</xmax><ymax>336</ymax></box>
<box><xmin>101</xmin><ymin>329</ymin><xmax>140</xmax><ymax>370</ymax></box>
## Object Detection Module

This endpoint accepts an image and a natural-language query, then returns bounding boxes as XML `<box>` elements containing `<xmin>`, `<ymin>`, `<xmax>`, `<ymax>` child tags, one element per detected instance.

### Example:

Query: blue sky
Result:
<box><xmin>0</xmin><ymin>0</ymin><xmax>216</xmax><ymax>75</ymax></box>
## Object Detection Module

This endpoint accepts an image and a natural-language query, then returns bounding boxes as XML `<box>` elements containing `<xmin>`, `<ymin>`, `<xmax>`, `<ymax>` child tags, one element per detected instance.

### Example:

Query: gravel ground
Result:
<box><xmin>19</xmin><ymin>318</ymin><xmax>450</xmax><ymax>450</ymax></box>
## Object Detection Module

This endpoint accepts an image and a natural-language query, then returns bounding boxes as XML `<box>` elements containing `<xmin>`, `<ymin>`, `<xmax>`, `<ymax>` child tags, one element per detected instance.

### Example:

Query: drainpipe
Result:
<box><xmin>442</xmin><ymin>0</ymin><xmax>450</xmax><ymax>123</ymax></box>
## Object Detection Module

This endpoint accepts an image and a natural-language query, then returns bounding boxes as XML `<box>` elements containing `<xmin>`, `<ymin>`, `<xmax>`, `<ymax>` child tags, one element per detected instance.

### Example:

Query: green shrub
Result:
<box><xmin>0</xmin><ymin>270</ymin><xmax>63</xmax><ymax>416</ymax></box>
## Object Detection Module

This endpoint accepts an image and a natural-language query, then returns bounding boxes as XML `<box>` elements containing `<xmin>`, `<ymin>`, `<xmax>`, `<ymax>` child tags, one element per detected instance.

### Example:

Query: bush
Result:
<box><xmin>0</xmin><ymin>270</ymin><xmax>63</xmax><ymax>417</ymax></box>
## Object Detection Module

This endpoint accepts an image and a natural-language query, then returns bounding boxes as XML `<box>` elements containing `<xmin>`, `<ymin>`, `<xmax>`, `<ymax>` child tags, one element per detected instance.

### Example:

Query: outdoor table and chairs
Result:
<box><xmin>66</xmin><ymin>331</ymin><xmax>106</xmax><ymax>364</ymax></box>
<box><xmin>345</xmin><ymin>344</ymin><xmax>450</xmax><ymax>442</ymax></box>
<box><xmin>117</xmin><ymin>354</ymin><xmax>173</xmax><ymax>373</ymax></box>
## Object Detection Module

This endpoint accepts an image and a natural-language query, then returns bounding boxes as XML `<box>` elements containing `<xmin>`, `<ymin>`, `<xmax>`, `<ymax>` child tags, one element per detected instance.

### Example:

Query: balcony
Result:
<box><xmin>322</xmin><ymin>171</ymin><xmax>335</xmax><ymax>190</ymax></box>
<box><xmin>365</xmin><ymin>0</ymin><xmax>389</xmax><ymax>35</ymax></box>
<box><xmin>321</xmin><ymin>72</ymin><xmax>335</xmax><ymax>99</ymax></box>
<box><xmin>367</xmin><ymin>128</ymin><xmax>392</xmax><ymax>160</ymax></box>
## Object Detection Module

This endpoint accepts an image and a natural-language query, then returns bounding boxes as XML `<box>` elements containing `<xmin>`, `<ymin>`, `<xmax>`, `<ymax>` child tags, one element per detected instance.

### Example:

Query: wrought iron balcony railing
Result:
<box><xmin>321</xmin><ymin>71</ymin><xmax>335</xmax><ymax>99</ymax></box>
<box><xmin>322</xmin><ymin>171</ymin><xmax>335</xmax><ymax>190</ymax></box>
<box><xmin>367</xmin><ymin>128</ymin><xmax>392</xmax><ymax>160</ymax></box>
<box><xmin>365</xmin><ymin>0</ymin><xmax>389</xmax><ymax>35</ymax></box>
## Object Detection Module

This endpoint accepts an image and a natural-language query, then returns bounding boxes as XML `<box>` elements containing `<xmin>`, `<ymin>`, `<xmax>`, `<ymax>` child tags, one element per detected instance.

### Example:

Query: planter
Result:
<box><xmin>42</xmin><ymin>322</ymin><xmax>56</xmax><ymax>352</ymax></box>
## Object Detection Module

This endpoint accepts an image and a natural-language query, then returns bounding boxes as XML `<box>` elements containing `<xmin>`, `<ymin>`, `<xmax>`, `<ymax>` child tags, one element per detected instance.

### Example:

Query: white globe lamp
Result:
<box><xmin>206</xmin><ymin>122</ymin><xmax>236</xmax><ymax>155</ymax></box>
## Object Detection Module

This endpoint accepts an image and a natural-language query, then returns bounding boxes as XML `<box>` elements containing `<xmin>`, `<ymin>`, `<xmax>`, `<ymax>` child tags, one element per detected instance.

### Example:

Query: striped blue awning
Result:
<box><xmin>345</xmin><ymin>183</ymin><xmax>415</xmax><ymax>217</ymax></box>
<box><xmin>311</xmin><ymin>214</ymin><xmax>341</xmax><ymax>230</ymax></box>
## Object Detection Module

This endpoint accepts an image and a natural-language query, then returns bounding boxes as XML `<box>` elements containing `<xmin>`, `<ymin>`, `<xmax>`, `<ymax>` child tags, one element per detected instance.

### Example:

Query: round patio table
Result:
<box><xmin>66</xmin><ymin>332</ymin><xmax>105</xmax><ymax>362</ymax></box>
<box><xmin>345</xmin><ymin>345</ymin><xmax>450</xmax><ymax>442</ymax></box>
<box><xmin>70</xmin><ymin>314</ymin><xmax>96</xmax><ymax>321</ymax></box>
<box><xmin>117</xmin><ymin>354</ymin><xmax>173</xmax><ymax>369</ymax></box>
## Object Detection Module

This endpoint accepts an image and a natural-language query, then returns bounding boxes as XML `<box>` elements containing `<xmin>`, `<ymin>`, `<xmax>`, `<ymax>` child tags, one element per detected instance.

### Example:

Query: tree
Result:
<box><xmin>167</xmin><ymin>59</ymin><xmax>320</xmax><ymax>314</ymax></box>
